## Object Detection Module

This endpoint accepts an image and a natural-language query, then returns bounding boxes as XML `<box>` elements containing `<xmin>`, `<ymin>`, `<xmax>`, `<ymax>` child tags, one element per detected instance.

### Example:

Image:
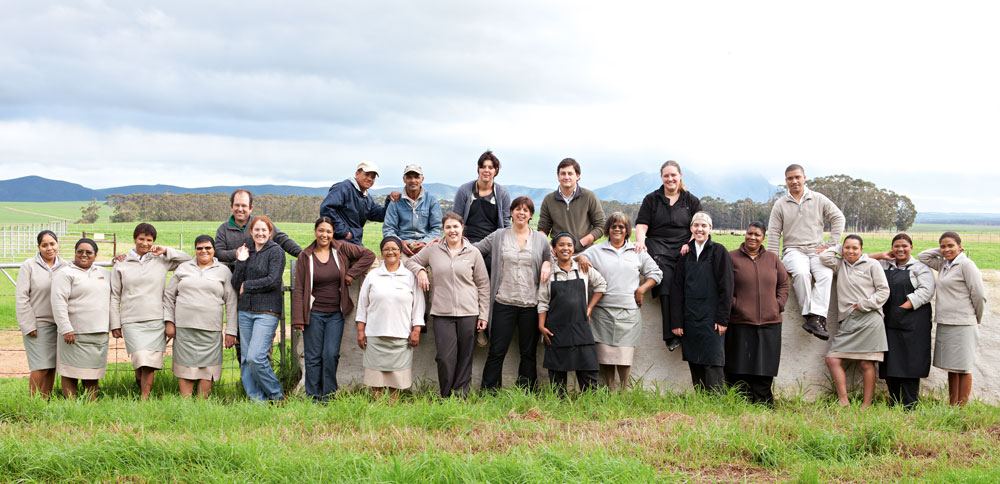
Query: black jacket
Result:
<box><xmin>669</xmin><ymin>237</ymin><xmax>734</xmax><ymax>330</ymax></box>
<box><xmin>231</xmin><ymin>240</ymin><xmax>287</xmax><ymax>314</ymax></box>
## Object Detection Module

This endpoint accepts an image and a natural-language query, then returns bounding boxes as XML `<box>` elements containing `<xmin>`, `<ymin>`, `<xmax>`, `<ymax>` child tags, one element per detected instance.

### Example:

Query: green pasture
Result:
<box><xmin>0</xmin><ymin>201</ymin><xmax>113</xmax><ymax>223</ymax></box>
<box><xmin>1</xmin><ymin>383</ymin><xmax>999</xmax><ymax>483</ymax></box>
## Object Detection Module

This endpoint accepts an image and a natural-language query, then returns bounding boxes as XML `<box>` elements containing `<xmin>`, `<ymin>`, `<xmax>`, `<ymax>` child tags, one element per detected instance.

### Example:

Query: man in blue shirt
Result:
<box><xmin>382</xmin><ymin>164</ymin><xmax>442</xmax><ymax>256</ymax></box>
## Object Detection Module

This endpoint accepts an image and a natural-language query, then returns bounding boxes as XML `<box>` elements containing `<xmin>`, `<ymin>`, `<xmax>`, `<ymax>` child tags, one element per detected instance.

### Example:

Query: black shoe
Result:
<box><xmin>666</xmin><ymin>337</ymin><xmax>681</xmax><ymax>352</ymax></box>
<box><xmin>801</xmin><ymin>315</ymin><xmax>829</xmax><ymax>341</ymax></box>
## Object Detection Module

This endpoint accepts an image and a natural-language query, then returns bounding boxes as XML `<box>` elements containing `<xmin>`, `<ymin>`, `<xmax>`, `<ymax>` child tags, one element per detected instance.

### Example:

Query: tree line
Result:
<box><xmin>98</xmin><ymin>174</ymin><xmax>915</xmax><ymax>231</ymax></box>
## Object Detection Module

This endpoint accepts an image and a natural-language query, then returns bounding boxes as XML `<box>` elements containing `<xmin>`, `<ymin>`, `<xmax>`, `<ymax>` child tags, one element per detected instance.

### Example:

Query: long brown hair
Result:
<box><xmin>660</xmin><ymin>160</ymin><xmax>687</xmax><ymax>192</ymax></box>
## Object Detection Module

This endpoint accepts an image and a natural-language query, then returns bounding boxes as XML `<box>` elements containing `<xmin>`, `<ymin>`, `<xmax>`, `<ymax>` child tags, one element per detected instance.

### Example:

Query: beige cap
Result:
<box><xmin>691</xmin><ymin>211</ymin><xmax>713</xmax><ymax>227</ymax></box>
<box><xmin>356</xmin><ymin>160</ymin><xmax>380</xmax><ymax>176</ymax></box>
<box><xmin>403</xmin><ymin>164</ymin><xmax>423</xmax><ymax>176</ymax></box>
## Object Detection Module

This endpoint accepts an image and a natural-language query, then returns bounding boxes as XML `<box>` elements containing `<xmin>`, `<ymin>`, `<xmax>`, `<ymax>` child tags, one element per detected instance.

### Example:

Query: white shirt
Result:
<box><xmin>355</xmin><ymin>262</ymin><xmax>425</xmax><ymax>338</ymax></box>
<box><xmin>695</xmin><ymin>240</ymin><xmax>706</xmax><ymax>260</ymax></box>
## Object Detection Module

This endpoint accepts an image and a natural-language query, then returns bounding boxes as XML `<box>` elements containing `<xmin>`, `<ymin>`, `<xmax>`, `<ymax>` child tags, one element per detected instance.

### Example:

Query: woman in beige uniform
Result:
<box><xmin>51</xmin><ymin>238</ymin><xmax>118</xmax><ymax>400</ymax></box>
<box><xmin>111</xmin><ymin>223</ymin><xmax>190</xmax><ymax>399</ymax></box>
<box><xmin>15</xmin><ymin>230</ymin><xmax>69</xmax><ymax>397</ymax></box>
<box><xmin>163</xmin><ymin>235</ymin><xmax>238</xmax><ymax>398</ymax></box>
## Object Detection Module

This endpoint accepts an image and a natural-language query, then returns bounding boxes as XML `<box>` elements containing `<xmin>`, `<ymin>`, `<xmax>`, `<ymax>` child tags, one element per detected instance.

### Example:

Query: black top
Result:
<box><xmin>668</xmin><ymin>237</ymin><xmax>734</xmax><ymax>330</ymax></box>
<box><xmin>231</xmin><ymin>240</ymin><xmax>287</xmax><ymax>314</ymax></box>
<box><xmin>635</xmin><ymin>189</ymin><xmax>702</xmax><ymax>261</ymax></box>
<box><xmin>464</xmin><ymin>187</ymin><xmax>499</xmax><ymax>242</ymax></box>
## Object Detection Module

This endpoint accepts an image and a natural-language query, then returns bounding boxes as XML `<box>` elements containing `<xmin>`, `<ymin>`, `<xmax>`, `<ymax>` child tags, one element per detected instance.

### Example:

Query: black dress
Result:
<box><xmin>879</xmin><ymin>267</ymin><xmax>933</xmax><ymax>380</ymax></box>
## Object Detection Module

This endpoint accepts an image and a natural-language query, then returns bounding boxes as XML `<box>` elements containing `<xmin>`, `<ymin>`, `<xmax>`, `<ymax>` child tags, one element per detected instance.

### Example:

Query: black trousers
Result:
<box><xmin>660</xmin><ymin>294</ymin><xmax>680</xmax><ymax>345</ymax></box>
<box><xmin>688</xmin><ymin>363</ymin><xmax>724</xmax><ymax>393</ymax></box>
<box><xmin>481</xmin><ymin>302</ymin><xmax>540</xmax><ymax>390</ymax></box>
<box><xmin>432</xmin><ymin>315</ymin><xmax>478</xmax><ymax>398</ymax></box>
<box><xmin>886</xmin><ymin>377</ymin><xmax>921</xmax><ymax>408</ymax></box>
<box><xmin>725</xmin><ymin>373</ymin><xmax>774</xmax><ymax>406</ymax></box>
<box><xmin>548</xmin><ymin>369</ymin><xmax>599</xmax><ymax>392</ymax></box>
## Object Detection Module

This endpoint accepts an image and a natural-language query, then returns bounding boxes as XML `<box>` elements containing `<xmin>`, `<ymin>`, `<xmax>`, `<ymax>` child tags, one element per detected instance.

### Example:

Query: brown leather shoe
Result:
<box><xmin>801</xmin><ymin>315</ymin><xmax>830</xmax><ymax>340</ymax></box>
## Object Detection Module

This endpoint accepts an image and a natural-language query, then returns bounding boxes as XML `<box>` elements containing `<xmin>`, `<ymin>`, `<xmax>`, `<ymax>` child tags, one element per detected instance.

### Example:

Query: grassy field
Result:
<box><xmin>0</xmin><ymin>384</ymin><xmax>999</xmax><ymax>483</ymax></box>
<box><xmin>0</xmin><ymin>201</ymin><xmax>114</xmax><ymax>223</ymax></box>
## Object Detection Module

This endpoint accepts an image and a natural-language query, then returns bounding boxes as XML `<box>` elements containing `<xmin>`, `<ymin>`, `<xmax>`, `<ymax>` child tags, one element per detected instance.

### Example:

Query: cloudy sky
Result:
<box><xmin>1</xmin><ymin>1</ymin><xmax>998</xmax><ymax>211</ymax></box>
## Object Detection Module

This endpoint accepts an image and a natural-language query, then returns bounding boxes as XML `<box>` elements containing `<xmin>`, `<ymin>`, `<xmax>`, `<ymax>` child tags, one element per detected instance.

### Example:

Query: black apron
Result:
<box><xmin>879</xmin><ymin>266</ymin><xmax>932</xmax><ymax>379</ymax></box>
<box><xmin>542</xmin><ymin>271</ymin><xmax>599</xmax><ymax>372</ymax></box>
<box><xmin>680</xmin><ymin>248</ymin><xmax>725</xmax><ymax>366</ymax></box>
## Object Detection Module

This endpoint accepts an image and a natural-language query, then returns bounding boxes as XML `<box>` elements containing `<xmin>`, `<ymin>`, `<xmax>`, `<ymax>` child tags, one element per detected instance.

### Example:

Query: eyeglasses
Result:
<box><xmin>382</xmin><ymin>247</ymin><xmax>401</xmax><ymax>253</ymax></box>
<box><xmin>610</xmin><ymin>225</ymin><xmax>627</xmax><ymax>230</ymax></box>
<box><xmin>75</xmin><ymin>249</ymin><xmax>95</xmax><ymax>255</ymax></box>
<box><xmin>195</xmin><ymin>247</ymin><xmax>214</xmax><ymax>252</ymax></box>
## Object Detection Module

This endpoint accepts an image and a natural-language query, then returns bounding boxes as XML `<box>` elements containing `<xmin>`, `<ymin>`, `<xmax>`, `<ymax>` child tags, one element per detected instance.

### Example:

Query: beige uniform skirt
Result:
<box><xmin>826</xmin><ymin>310</ymin><xmax>887</xmax><ymax>361</ymax></box>
<box><xmin>23</xmin><ymin>324</ymin><xmax>58</xmax><ymax>371</ymax></box>
<box><xmin>172</xmin><ymin>327</ymin><xmax>224</xmax><ymax>381</ymax></box>
<box><xmin>591</xmin><ymin>306</ymin><xmax>641</xmax><ymax>366</ymax></box>
<box><xmin>363</xmin><ymin>336</ymin><xmax>413</xmax><ymax>389</ymax></box>
<box><xmin>57</xmin><ymin>332</ymin><xmax>109</xmax><ymax>379</ymax></box>
<box><xmin>933</xmin><ymin>324</ymin><xmax>979</xmax><ymax>373</ymax></box>
<box><xmin>122</xmin><ymin>319</ymin><xmax>166</xmax><ymax>370</ymax></box>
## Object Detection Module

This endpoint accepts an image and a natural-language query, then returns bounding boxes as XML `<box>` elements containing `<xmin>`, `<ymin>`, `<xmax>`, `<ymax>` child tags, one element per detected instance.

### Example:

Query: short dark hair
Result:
<box><xmin>785</xmin><ymin>164</ymin><xmax>805</xmax><ymax>176</ymax></box>
<box><xmin>230</xmin><ymin>189</ymin><xmax>254</xmax><ymax>207</ymax></box>
<box><xmin>556</xmin><ymin>158</ymin><xmax>580</xmax><ymax>175</ymax></box>
<box><xmin>314</xmin><ymin>216</ymin><xmax>336</xmax><ymax>230</ymax></box>
<box><xmin>133</xmin><ymin>223</ymin><xmax>157</xmax><ymax>241</ymax></box>
<box><xmin>442</xmin><ymin>211</ymin><xmax>464</xmax><ymax>227</ymax></box>
<box><xmin>75</xmin><ymin>238</ymin><xmax>98</xmax><ymax>253</ymax></box>
<box><xmin>37</xmin><ymin>230</ymin><xmax>58</xmax><ymax>245</ymax></box>
<box><xmin>940</xmin><ymin>231</ymin><xmax>962</xmax><ymax>245</ymax></box>
<box><xmin>604</xmin><ymin>212</ymin><xmax>632</xmax><ymax>239</ymax></box>
<box><xmin>478</xmin><ymin>150</ymin><xmax>501</xmax><ymax>177</ymax></box>
<box><xmin>891</xmin><ymin>233</ymin><xmax>913</xmax><ymax>246</ymax></box>
<box><xmin>551</xmin><ymin>232</ymin><xmax>577</xmax><ymax>249</ymax></box>
<box><xmin>747</xmin><ymin>221</ymin><xmax>766</xmax><ymax>233</ymax></box>
<box><xmin>194</xmin><ymin>235</ymin><xmax>215</xmax><ymax>249</ymax></box>
<box><xmin>510</xmin><ymin>196</ymin><xmax>534</xmax><ymax>216</ymax></box>
<box><xmin>844</xmin><ymin>234</ymin><xmax>864</xmax><ymax>248</ymax></box>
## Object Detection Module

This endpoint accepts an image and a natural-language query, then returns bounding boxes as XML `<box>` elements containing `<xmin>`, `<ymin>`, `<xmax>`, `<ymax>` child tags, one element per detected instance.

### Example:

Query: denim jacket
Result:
<box><xmin>382</xmin><ymin>188</ymin><xmax>442</xmax><ymax>242</ymax></box>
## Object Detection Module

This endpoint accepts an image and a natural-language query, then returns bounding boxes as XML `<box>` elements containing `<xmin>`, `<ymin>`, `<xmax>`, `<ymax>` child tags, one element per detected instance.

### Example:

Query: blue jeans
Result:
<box><xmin>303</xmin><ymin>310</ymin><xmax>344</xmax><ymax>400</ymax></box>
<box><xmin>238</xmin><ymin>311</ymin><xmax>284</xmax><ymax>402</ymax></box>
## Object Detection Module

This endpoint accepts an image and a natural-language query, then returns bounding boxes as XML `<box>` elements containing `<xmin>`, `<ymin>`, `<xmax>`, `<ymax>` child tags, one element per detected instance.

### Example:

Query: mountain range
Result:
<box><xmin>0</xmin><ymin>172</ymin><xmax>776</xmax><ymax>204</ymax></box>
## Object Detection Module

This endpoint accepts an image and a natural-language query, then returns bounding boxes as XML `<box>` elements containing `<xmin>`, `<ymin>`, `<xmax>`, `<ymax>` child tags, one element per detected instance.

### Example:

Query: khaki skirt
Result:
<box><xmin>363</xmin><ymin>336</ymin><xmax>413</xmax><ymax>389</ymax></box>
<box><xmin>595</xmin><ymin>343</ymin><xmax>635</xmax><ymax>366</ymax></box>
<box><xmin>827</xmin><ymin>310</ymin><xmax>888</xmax><ymax>361</ymax></box>
<box><xmin>590</xmin><ymin>306</ymin><xmax>643</xmax><ymax>348</ymax></box>
<box><xmin>172</xmin><ymin>327</ymin><xmax>224</xmax><ymax>381</ymax></box>
<box><xmin>23</xmin><ymin>324</ymin><xmax>58</xmax><ymax>371</ymax></box>
<box><xmin>122</xmin><ymin>320</ymin><xmax>166</xmax><ymax>370</ymax></box>
<box><xmin>57</xmin><ymin>332</ymin><xmax>108</xmax><ymax>379</ymax></box>
<box><xmin>933</xmin><ymin>324</ymin><xmax>979</xmax><ymax>373</ymax></box>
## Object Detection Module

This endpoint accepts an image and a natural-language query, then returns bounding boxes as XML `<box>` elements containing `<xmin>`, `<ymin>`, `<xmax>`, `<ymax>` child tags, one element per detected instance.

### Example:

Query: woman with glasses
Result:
<box><xmin>16</xmin><ymin>230</ymin><xmax>69</xmax><ymax>398</ymax></box>
<box><xmin>576</xmin><ymin>212</ymin><xmax>662</xmax><ymax>390</ymax></box>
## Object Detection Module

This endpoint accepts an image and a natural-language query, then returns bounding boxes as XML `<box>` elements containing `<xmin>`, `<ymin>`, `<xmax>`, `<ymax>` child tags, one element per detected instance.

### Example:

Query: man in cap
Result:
<box><xmin>320</xmin><ymin>161</ymin><xmax>400</xmax><ymax>246</ymax></box>
<box><xmin>382</xmin><ymin>164</ymin><xmax>442</xmax><ymax>256</ymax></box>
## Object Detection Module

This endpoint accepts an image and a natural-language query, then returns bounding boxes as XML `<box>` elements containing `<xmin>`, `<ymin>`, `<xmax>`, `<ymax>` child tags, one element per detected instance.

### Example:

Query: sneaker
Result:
<box><xmin>801</xmin><ymin>315</ymin><xmax>830</xmax><ymax>340</ymax></box>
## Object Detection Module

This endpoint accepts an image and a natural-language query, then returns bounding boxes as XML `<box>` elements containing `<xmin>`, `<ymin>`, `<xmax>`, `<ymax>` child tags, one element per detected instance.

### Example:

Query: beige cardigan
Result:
<box><xmin>918</xmin><ymin>249</ymin><xmax>986</xmax><ymax>326</ymax></box>
<box><xmin>163</xmin><ymin>259</ymin><xmax>238</xmax><ymax>335</ymax></box>
<box><xmin>766</xmin><ymin>188</ymin><xmax>845</xmax><ymax>255</ymax></box>
<box><xmin>15</xmin><ymin>254</ymin><xmax>69</xmax><ymax>335</ymax></box>
<box><xmin>111</xmin><ymin>248</ymin><xmax>190</xmax><ymax>327</ymax></box>
<box><xmin>820</xmin><ymin>246</ymin><xmax>889</xmax><ymax>323</ymax></box>
<box><xmin>51</xmin><ymin>263</ymin><xmax>112</xmax><ymax>335</ymax></box>
<box><xmin>405</xmin><ymin>238</ymin><xmax>490</xmax><ymax>321</ymax></box>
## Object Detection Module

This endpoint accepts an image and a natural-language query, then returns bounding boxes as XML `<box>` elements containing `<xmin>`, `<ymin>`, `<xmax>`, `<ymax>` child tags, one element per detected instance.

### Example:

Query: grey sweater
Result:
<box><xmin>580</xmin><ymin>240</ymin><xmax>662</xmax><ymax>309</ymax></box>
<box><xmin>820</xmin><ymin>247</ymin><xmax>890</xmax><ymax>323</ymax></box>
<box><xmin>15</xmin><ymin>254</ymin><xmax>69</xmax><ymax>335</ymax></box>
<box><xmin>766</xmin><ymin>188</ymin><xmax>845</xmax><ymax>255</ymax></box>
<box><xmin>111</xmin><ymin>248</ymin><xmax>190</xmax><ymax>327</ymax></box>
<box><xmin>163</xmin><ymin>259</ymin><xmax>239</xmax><ymax>335</ymax></box>
<box><xmin>452</xmin><ymin>180</ymin><xmax>511</xmax><ymax>231</ymax></box>
<box><xmin>473</xmin><ymin>227</ymin><xmax>552</xmax><ymax>324</ymax></box>
<box><xmin>918</xmin><ymin>249</ymin><xmax>986</xmax><ymax>326</ymax></box>
<box><xmin>405</xmin><ymin>238</ymin><xmax>490</xmax><ymax>321</ymax></box>
<box><xmin>51</xmin><ymin>264</ymin><xmax>112</xmax><ymax>335</ymax></box>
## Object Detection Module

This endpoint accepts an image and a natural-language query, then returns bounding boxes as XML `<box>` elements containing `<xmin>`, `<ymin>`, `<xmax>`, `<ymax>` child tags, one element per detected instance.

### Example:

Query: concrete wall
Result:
<box><xmin>294</xmin><ymin>269</ymin><xmax>1000</xmax><ymax>402</ymax></box>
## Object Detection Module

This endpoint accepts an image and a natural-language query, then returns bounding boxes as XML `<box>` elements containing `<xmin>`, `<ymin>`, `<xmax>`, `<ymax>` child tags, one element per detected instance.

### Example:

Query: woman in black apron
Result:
<box><xmin>634</xmin><ymin>161</ymin><xmax>702</xmax><ymax>352</ymax></box>
<box><xmin>668</xmin><ymin>212</ymin><xmax>734</xmax><ymax>392</ymax></box>
<box><xmin>538</xmin><ymin>233</ymin><xmax>607</xmax><ymax>393</ymax></box>
<box><xmin>869</xmin><ymin>233</ymin><xmax>935</xmax><ymax>408</ymax></box>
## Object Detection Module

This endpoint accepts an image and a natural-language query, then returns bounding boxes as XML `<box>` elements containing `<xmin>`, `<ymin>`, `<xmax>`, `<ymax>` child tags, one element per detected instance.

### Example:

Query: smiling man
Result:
<box><xmin>382</xmin><ymin>164</ymin><xmax>442</xmax><ymax>256</ymax></box>
<box><xmin>537</xmin><ymin>158</ymin><xmax>606</xmax><ymax>253</ymax></box>
<box><xmin>766</xmin><ymin>164</ymin><xmax>845</xmax><ymax>341</ymax></box>
<box><xmin>215</xmin><ymin>188</ymin><xmax>302</xmax><ymax>264</ymax></box>
<box><xmin>320</xmin><ymin>161</ymin><xmax>400</xmax><ymax>246</ymax></box>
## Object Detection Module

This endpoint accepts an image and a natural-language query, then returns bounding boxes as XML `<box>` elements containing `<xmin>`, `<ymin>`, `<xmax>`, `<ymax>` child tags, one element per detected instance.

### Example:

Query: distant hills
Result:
<box><xmin>0</xmin><ymin>172</ymin><xmax>775</xmax><ymax>204</ymax></box>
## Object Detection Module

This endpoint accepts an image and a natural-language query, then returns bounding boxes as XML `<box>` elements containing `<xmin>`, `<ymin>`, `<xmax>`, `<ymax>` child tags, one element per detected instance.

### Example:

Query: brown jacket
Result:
<box><xmin>291</xmin><ymin>240</ymin><xmax>376</xmax><ymax>325</ymax></box>
<box><xmin>729</xmin><ymin>243</ymin><xmax>790</xmax><ymax>325</ymax></box>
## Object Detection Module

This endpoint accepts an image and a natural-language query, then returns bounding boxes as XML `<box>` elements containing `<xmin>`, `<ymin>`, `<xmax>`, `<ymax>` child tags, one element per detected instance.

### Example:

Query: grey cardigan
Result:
<box><xmin>820</xmin><ymin>247</ymin><xmax>890</xmax><ymax>323</ymax></box>
<box><xmin>473</xmin><ymin>227</ymin><xmax>552</xmax><ymax>325</ymax></box>
<box><xmin>452</xmin><ymin>180</ymin><xmax>511</xmax><ymax>231</ymax></box>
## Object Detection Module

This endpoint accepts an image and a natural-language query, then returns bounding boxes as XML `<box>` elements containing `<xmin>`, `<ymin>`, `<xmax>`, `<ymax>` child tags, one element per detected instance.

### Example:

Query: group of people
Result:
<box><xmin>14</xmin><ymin>157</ymin><xmax>987</xmax><ymax>408</ymax></box>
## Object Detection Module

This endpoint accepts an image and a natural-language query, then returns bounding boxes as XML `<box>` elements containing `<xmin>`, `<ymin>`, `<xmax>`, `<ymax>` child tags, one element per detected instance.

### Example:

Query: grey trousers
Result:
<box><xmin>432</xmin><ymin>315</ymin><xmax>478</xmax><ymax>398</ymax></box>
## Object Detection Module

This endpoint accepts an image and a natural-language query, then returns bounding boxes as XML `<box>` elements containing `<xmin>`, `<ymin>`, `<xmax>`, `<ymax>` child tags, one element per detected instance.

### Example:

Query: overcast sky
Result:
<box><xmin>1</xmin><ymin>1</ymin><xmax>998</xmax><ymax>211</ymax></box>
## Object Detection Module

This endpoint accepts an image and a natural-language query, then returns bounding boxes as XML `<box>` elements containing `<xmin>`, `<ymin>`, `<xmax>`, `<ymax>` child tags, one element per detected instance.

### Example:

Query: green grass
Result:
<box><xmin>0</xmin><ymin>385</ymin><xmax>998</xmax><ymax>482</ymax></box>
<box><xmin>0</xmin><ymin>201</ymin><xmax>114</xmax><ymax>223</ymax></box>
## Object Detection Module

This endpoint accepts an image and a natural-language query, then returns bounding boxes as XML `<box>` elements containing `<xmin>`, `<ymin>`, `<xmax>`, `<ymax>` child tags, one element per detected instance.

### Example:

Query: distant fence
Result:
<box><xmin>0</xmin><ymin>222</ymin><xmax>68</xmax><ymax>263</ymax></box>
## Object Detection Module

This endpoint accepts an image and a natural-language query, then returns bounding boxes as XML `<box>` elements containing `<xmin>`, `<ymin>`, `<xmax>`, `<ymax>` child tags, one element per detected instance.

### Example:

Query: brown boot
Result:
<box><xmin>801</xmin><ymin>314</ymin><xmax>829</xmax><ymax>340</ymax></box>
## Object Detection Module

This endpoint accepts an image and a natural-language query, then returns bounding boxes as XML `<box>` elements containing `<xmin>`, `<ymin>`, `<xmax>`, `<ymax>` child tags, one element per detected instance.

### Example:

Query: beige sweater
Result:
<box><xmin>163</xmin><ymin>259</ymin><xmax>239</xmax><ymax>335</ymax></box>
<box><xmin>918</xmin><ymin>249</ymin><xmax>986</xmax><ymax>326</ymax></box>
<box><xmin>51</xmin><ymin>263</ymin><xmax>112</xmax><ymax>335</ymax></box>
<box><xmin>15</xmin><ymin>254</ymin><xmax>69</xmax><ymax>335</ymax></box>
<box><xmin>820</xmin><ymin>247</ymin><xmax>889</xmax><ymax>323</ymax></box>
<box><xmin>405</xmin><ymin>239</ymin><xmax>490</xmax><ymax>320</ymax></box>
<box><xmin>111</xmin><ymin>248</ymin><xmax>190</xmax><ymax>327</ymax></box>
<box><xmin>766</xmin><ymin>188</ymin><xmax>845</xmax><ymax>255</ymax></box>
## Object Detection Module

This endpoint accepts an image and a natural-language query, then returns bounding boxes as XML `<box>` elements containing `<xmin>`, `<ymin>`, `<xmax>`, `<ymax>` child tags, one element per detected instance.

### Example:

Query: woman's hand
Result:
<box><xmin>900</xmin><ymin>300</ymin><xmax>913</xmax><ymax>310</ymax></box>
<box><xmin>634</xmin><ymin>240</ymin><xmax>647</xmax><ymax>253</ymax></box>
<box><xmin>408</xmin><ymin>327</ymin><xmax>420</xmax><ymax>347</ymax></box>
<box><xmin>239</xmin><ymin>283</ymin><xmax>244</xmax><ymax>296</ymax></box>
<box><xmin>477</xmin><ymin>319</ymin><xmax>487</xmax><ymax>331</ymax></box>
<box><xmin>357</xmin><ymin>328</ymin><xmax>367</xmax><ymax>350</ymax></box>
<box><xmin>224</xmin><ymin>334</ymin><xmax>236</xmax><ymax>348</ymax></box>
<box><xmin>539</xmin><ymin>325</ymin><xmax>553</xmax><ymax>345</ymax></box>
<box><xmin>679</xmin><ymin>244</ymin><xmax>690</xmax><ymax>256</ymax></box>
<box><xmin>344</xmin><ymin>274</ymin><xmax>354</xmax><ymax>286</ymax></box>
<box><xmin>671</xmin><ymin>328</ymin><xmax>683</xmax><ymax>337</ymax></box>
<box><xmin>417</xmin><ymin>270</ymin><xmax>430</xmax><ymax>291</ymax></box>
<box><xmin>634</xmin><ymin>288</ymin><xmax>647</xmax><ymax>308</ymax></box>
<box><xmin>575</xmin><ymin>255</ymin><xmax>592</xmax><ymax>274</ymax></box>
<box><xmin>235</xmin><ymin>244</ymin><xmax>250</xmax><ymax>262</ymax></box>
<box><xmin>292</xmin><ymin>324</ymin><xmax>304</xmax><ymax>331</ymax></box>
<box><xmin>164</xmin><ymin>321</ymin><xmax>175</xmax><ymax>340</ymax></box>
<box><xmin>27</xmin><ymin>330</ymin><xmax>37</xmax><ymax>338</ymax></box>
<box><xmin>150</xmin><ymin>245</ymin><xmax>167</xmax><ymax>256</ymax></box>
<box><xmin>715</xmin><ymin>323</ymin><xmax>727</xmax><ymax>336</ymax></box>
<box><xmin>853</xmin><ymin>303</ymin><xmax>859</xmax><ymax>312</ymax></box>
<box><xmin>112</xmin><ymin>254</ymin><xmax>127</xmax><ymax>264</ymax></box>
<box><xmin>111</xmin><ymin>329</ymin><xmax>122</xmax><ymax>339</ymax></box>
<box><xmin>539</xmin><ymin>261</ymin><xmax>551</xmax><ymax>284</ymax></box>
<box><xmin>63</xmin><ymin>332</ymin><xmax>76</xmax><ymax>344</ymax></box>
